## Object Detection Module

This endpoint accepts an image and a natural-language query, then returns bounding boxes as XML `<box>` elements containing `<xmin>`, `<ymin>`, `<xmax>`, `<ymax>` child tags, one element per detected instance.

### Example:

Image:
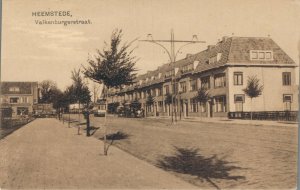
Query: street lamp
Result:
<box><xmin>139</xmin><ymin>30</ymin><xmax>205</xmax><ymax>124</ymax></box>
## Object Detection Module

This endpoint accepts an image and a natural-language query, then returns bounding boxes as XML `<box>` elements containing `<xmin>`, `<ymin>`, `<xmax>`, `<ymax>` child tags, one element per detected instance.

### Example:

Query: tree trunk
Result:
<box><xmin>104</xmin><ymin>86</ymin><xmax>109</xmax><ymax>155</ymax></box>
<box><xmin>250</xmin><ymin>98</ymin><xmax>253</xmax><ymax>120</ymax></box>
<box><xmin>68</xmin><ymin>111</ymin><xmax>70</xmax><ymax>128</ymax></box>
<box><xmin>78</xmin><ymin>102</ymin><xmax>81</xmax><ymax>135</ymax></box>
<box><xmin>86</xmin><ymin>111</ymin><xmax>90</xmax><ymax>136</ymax></box>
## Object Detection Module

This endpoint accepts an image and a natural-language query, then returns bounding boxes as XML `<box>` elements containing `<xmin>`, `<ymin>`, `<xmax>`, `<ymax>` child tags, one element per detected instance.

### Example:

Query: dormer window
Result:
<box><xmin>9</xmin><ymin>87</ymin><xmax>20</xmax><ymax>92</ymax></box>
<box><xmin>182</xmin><ymin>63</ymin><xmax>195</xmax><ymax>73</ymax></box>
<box><xmin>208</xmin><ymin>53</ymin><xmax>222</xmax><ymax>64</ymax></box>
<box><xmin>250</xmin><ymin>50</ymin><xmax>273</xmax><ymax>60</ymax></box>
<box><xmin>193</xmin><ymin>61</ymin><xmax>199</xmax><ymax>69</ymax></box>
<box><xmin>165</xmin><ymin>70</ymin><xmax>175</xmax><ymax>78</ymax></box>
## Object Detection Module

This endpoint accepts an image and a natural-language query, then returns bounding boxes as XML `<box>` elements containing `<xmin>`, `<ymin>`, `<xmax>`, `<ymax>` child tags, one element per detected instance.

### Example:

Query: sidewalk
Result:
<box><xmin>0</xmin><ymin>118</ymin><xmax>196</xmax><ymax>189</ymax></box>
<box><xmin>148</xmin><ymin>115</ymin><xmax>298</xmax><ymax>127</ymax></box>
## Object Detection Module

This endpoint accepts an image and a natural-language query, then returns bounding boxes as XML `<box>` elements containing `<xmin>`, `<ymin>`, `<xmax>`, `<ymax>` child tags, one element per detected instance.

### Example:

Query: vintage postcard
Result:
<box><xmin>0</xmin><ymin>0</ymin><xmax>299</xmax><ymax>189</ymax></box>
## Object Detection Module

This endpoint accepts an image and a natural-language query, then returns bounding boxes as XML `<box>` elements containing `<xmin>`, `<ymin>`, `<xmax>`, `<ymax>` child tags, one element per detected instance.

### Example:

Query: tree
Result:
<box><xmin>164</xmin><ymin>93</ymin><xmax>174</xmax><ymax>116</ymax></box>
<box><xmin>146</xmin><ymin>94</ymin><xmax>155</xmax><ymax>115</ymax></box>
<box><xmin>69</xmin><ymin>69</ymin><xmax>91</xmax><ymax>135</ymax></box>
<box><xmin>194</xmin><ymin>87</ymin><xmax>210</xmax><ymax>119</ymax></box>
<box><xmin>39</xmin><ymin>80</ymin><xmax>61</xmax><ymax>104</ymax></box>
<box><xmin>130</xmin><ymin>98</ymin><xmax>141</xmax><ymax>117</ymax></box>
<box><xmin>243</xmin><ymin>76</ymin><xmax>264</xmax><ymax>120</ymax></box>
<box><xmin>195</xmin><ymin>87</ymin><xmax>209</xmax><ymax>110</ymax></box>
<box><xmin>70</xmin><ymin>69</ymin><xmax>91</xmax><ymax>105</ymax></box>
<box><xmin>39</xmin><ymin>80</ymin><xmax>69</xmax><ymax>113</ymax></box>
<box><xmin>83</xmin><ymin>29</ymin><xmax>138</xmax><ymax>155</ymax></box>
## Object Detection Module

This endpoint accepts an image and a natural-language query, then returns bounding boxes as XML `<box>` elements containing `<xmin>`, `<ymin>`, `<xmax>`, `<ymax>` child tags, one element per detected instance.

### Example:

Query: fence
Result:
<box><xmin>228</xmin><ymin>111</ymin><xmax>298</xmax><ymax>121</ymax></box>
<box><xmin>1</xmin><ymin>117</ymin><xmax>35</xmax><ymax>128</ymax></box>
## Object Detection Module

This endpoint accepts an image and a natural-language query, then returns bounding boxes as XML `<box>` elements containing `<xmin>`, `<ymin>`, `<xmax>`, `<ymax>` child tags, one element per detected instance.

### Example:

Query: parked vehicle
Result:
<box><xmin>117</xmin><ymin>105</ymin><xmax>143</xmax><ymax>118</ymax></box>
<box><xmin>94</xmin><ymin>109</ymin><xmax>106</xmax><ymax>117</ymax></box>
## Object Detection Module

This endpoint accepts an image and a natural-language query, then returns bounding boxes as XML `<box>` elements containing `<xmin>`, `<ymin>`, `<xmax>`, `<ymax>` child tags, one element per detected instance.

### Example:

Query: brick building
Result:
<box><xmin>0</xmin><ymin>82</ymin><xmax>39</xmax><ymax>118</ymax></box>
<box><xmin>107</xmin><ymin>36</ymin><xmax>298</xmax><ymax>118</ymax></box>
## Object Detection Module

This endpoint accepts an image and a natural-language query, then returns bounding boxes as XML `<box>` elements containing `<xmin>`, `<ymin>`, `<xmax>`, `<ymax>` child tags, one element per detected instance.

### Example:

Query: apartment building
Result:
<box><xmin>107</xmin><ymin>36</ymin><xmax>298</xmax><ymax>118</ymax></box>
<box><xmin>0</xmin><ymin>82</ymin><xmax>39</xmax><ymax>117</ymax></box>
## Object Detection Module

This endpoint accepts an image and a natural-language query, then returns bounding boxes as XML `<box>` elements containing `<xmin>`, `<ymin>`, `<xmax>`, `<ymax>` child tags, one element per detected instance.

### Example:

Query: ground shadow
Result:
<box><xmin>83</xmin><ymin>126</ymin><xmax>99</xmax><ymax>136</ymax></box>
<box><xmin>68</xmin><ymin>120</ymin><xmax>79</xmax><ymax>124</ymax></box>
<box><xmin>99</xmin><ymin>131</ymin><xmax>130</xmax><ymax>153</ymax></box>
<box><xmin>156</xmin><ymin>146</ymin><xmax>246</xmax><ymax>189</ymax></box>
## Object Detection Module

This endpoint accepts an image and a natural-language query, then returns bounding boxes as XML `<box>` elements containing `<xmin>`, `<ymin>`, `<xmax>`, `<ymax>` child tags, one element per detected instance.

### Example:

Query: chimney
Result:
<box><xmin>222</xmin><ymin>36</ymin><xmax>229</xmax><ymax>42</ymax></box>
<box><xmin>207</xmin><ymin>45</ymin><xmax>215</xmax><ymax>50</ymax></box>
<box><xmin>186</xmin><ymin>54</ymin><xmax>193</xmax><ymax>59</ymax></box>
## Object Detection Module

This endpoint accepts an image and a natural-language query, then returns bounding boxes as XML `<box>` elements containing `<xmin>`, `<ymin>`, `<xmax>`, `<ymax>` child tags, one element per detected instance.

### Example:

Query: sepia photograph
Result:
<box><xmin>0</xmin><ymin>0</ymin><xmax>299</xmax><ymax>189</ymax></box>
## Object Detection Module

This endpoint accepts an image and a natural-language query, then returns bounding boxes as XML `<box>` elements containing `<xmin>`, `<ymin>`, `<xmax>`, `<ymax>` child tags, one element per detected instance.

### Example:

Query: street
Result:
<box><xmin>88</xmin><ymin>114</ymin><xmax>297</xmax><ymax>189</ymax></box>
<box><xmin>0</xmin><ymin>115</ymin><xmax>297</xmax><ymax>189</ymax></box>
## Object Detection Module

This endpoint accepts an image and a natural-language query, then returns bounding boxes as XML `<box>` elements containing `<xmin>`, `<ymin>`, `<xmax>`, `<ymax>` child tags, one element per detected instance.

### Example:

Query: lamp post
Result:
<box><xmin>139</xmin><ymin>29</ymin><xmax>205</xmax><ymax>124</ymax></box>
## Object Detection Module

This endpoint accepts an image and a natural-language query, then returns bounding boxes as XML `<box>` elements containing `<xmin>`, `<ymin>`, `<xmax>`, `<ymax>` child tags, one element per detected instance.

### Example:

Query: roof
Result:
<box><xmin>0</xmin><ymin>81</ymin><xmax>38</xmax><ymax>95</ymax></box>
<box><xmin>111</xmin><ymin>36</ymin><xmax>296</xmax><ymax>94</ymax></box>
<box><xmin>227</xmin><ymin>37</ymin><xmax>295</xmax><ymax>65</ymax></box>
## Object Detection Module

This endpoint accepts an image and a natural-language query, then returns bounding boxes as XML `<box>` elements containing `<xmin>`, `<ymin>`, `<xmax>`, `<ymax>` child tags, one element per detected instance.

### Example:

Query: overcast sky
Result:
<box><xmin>2</xmin><ymin>0</ymin><xmax>300</xmax><ymax>89</ymax></box>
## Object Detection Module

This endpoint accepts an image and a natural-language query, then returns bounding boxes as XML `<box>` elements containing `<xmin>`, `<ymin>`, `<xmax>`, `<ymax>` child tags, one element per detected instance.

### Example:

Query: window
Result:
<box><xmin>234</xmin><ymin>72</ymin><xmax>243</xmax><ymax>85</ymax></box>
<box><xmin>283</xmin><ymin>94</ymin><xmax>292</xmax><ymax>111</ymax></box>
<box><xmin>266</xmin><ymin>52</ymin><xmax>272</xmax><ymax>59</ymax></box>
<box><xmin>181</xmin><ymin>64</ymin><xmax>194</xmax><ymax>73</ymax></box>
<box><xmin>201</xmin><ymin>76</ymin><xmax>210</xmax><ymax>89</ymax></box>
<box><xmin>10</xmin><ymin>97</ymin><xmax>19</xmax><ymax>103</ymax></box>
<box><xmin>164</xmin><ymin>85</ymin><xmax>170</xmax><ymax>95</ymax></box>
<box><xmin>283</xmin><ymin>94</ymin><xmax>292</xmax><ymax>102</ymax></box>
<box><xmin>165</xmin><ymin>70</ymin><xmax>174</xmax><ymax>78</ymax></box>
<box><xmin>179</xmin><ymin>81</ymin><xmax>187</xmax><ymax>93</ymax></box>
<box><xmin>251</xmin><ymin>51</ymin><xmax>258</xmax><ymax>59</ymax></box>
<box><xmin>259</xmin><ymin>52</ymin><xmax>265</xmax><ymax>59</ymax></box>
<box><xmin>250</xmin><ymin>50</ymin><xmax>273</xmax><ymax>60</ymax></box>
<box><xmin>190</xmin><ymin>79</ymin><xmax>197</xmax><ymax>91</ymax></box>
<box><xmin>234</xmin><ymin>94</ymin><xmax>245</xmax><ymax>103</ymax></box>
<box><xmin>282</xmin><ymin>72</ymin><xmax>291</xmax><ymax>86</ymax></box>
<box><xmin>9</xmin><ymin>87</ymin><xmax>20</xmax><ymax>92</ymax></box>
<box><xmin>208</xmin><ymin>53</ymin><xmax>222</xmax><ymax>64</ymax></box>
<box><xmin>190</xmin><ymin>98</ymin><xmax>198</xmax><ymax>112</ymax></box>
<box><xmin>21</xmin><ymin>97</ymin><xmax>29</xmax><ymax>103</ymax></box>
<box><xmin>215</xmin><ymin>96</ymin><xmax>226</xmax><ymax>112</ymax></box>
<box><xmin>0</xmin><ymin>98</ymin><xmax>7</xmax><ymax>103</ymax></box>
<box><xmin>214</xmin><ymin>73</ymin><xmax>226</xmax><ymax>88</ymax></box>
<box><xmin>157</xmin><ymin>88</ymin><xmax>162</xmax><ymax>96</ymax></box>
<box><xmin>152</xmin><ymin>89</ymin><xmax>157</xmax><ymax>96</ymax></box>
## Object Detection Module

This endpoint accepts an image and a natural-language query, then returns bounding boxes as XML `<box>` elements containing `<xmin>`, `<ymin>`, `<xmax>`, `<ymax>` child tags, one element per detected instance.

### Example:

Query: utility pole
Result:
<box><xmin>139</xmin><ymin>29</ymin><xmax>205</xmax><ymax>124</ymax></box>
